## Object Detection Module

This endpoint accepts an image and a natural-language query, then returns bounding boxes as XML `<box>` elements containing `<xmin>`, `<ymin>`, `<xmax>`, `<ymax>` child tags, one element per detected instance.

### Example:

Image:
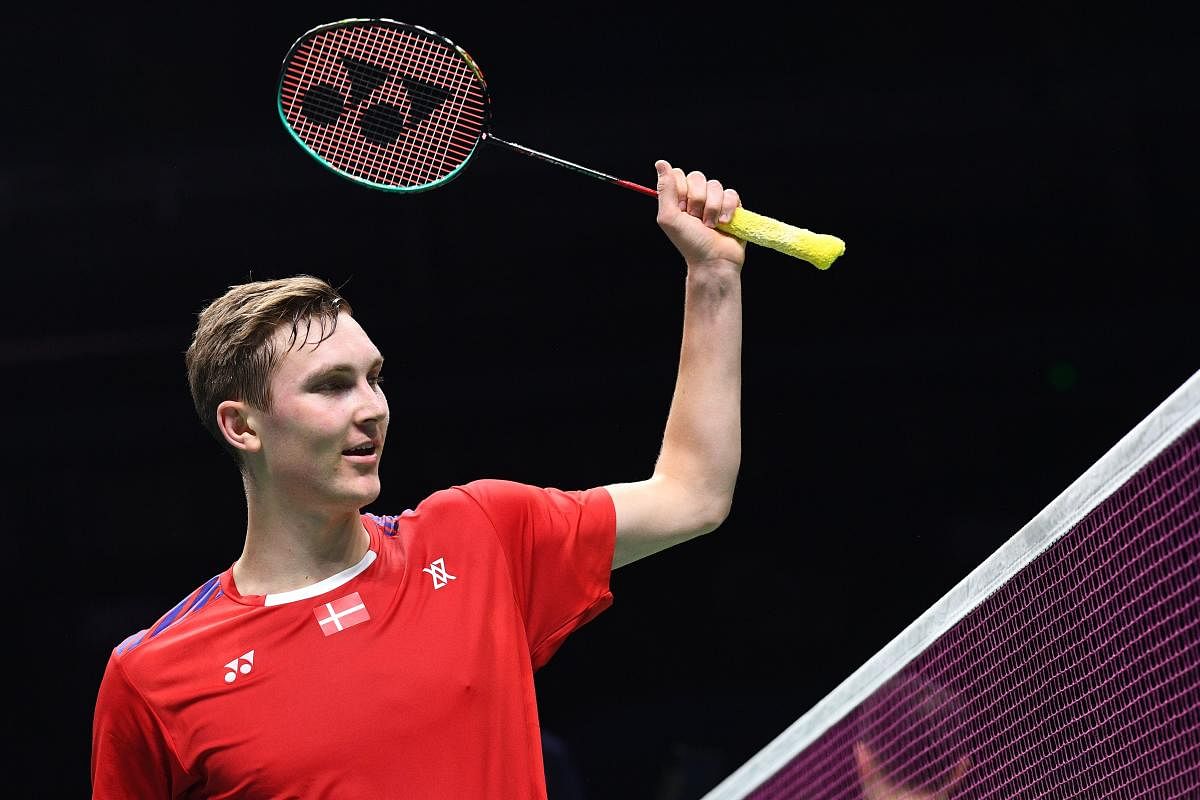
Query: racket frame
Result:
<box><xmin>276</xmin><ymin>17</ymin><xmax>493</xmax><ymax>193</ymax></box>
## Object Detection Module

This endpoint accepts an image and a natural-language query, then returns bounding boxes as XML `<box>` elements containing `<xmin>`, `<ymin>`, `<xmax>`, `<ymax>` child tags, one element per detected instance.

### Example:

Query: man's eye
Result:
<box><xmin>370</xmin><ymin>375</ymin><xmax>385</xmax><ymax>387</ymax></box>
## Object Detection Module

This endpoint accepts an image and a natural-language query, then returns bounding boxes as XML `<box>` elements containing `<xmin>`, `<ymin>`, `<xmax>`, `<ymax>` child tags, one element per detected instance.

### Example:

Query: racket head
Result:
<box><xmin>277</xmin><ymin>18</ymin><xmax>491</xmax><ymax>192</ymax></box>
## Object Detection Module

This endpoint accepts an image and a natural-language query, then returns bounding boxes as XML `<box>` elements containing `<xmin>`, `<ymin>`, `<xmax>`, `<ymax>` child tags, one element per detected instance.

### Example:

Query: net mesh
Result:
<box><xmin>279</xmin><ymin>22</ymin><xmax>487</xmax><ymax>189</ymax></box>
<box><xmin>712</xmin><ymin>404</ymin><xmax>1200</xmax><ymax>799</ymax></box>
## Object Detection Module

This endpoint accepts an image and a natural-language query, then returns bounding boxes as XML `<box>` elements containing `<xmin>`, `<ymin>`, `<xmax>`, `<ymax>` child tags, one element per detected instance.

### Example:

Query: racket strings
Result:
<box><xmin>397</xmin><ymin>29</ymin><xmax>479</xmax><ymax>183</ymax></box>
<box><xmin>351</xmin><ymin>26</ymin><xmax>465</xmax><ymax>185</ymax></box>
<box><xmin>279</xmin><ymin>22</ymin><xmax>487</xmax><ymax>188</ymax></box>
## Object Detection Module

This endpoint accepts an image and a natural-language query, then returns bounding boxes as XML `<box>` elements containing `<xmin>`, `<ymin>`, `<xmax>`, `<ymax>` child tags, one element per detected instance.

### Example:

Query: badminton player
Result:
<box><xmin>91</xmin><ymin>160</ymin><xmax>745</xmax><ymax>798</ymax></box>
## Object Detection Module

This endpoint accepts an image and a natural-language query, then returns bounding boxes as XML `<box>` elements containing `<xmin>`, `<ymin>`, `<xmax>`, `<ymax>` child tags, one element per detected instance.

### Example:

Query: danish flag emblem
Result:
<box><xmin>314</xmin><ymin>591</ymin><xmax>371</xmax><ymax>637</ymax></box>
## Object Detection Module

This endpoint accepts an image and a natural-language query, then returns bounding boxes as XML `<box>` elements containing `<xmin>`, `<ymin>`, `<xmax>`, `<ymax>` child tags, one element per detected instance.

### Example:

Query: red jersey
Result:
<box><xmin>91</xmin><ymin>480</ymin><xmax>616</xmax><ymax>799</ymax></box>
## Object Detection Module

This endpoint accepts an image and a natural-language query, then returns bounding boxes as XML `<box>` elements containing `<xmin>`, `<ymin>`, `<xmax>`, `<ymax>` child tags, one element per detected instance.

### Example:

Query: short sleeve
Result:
<box><xmin>455</xmin><ymin>479</ymin><xmax>616</xmax><ymax>669</ymax></box>
<box><xmin>92</xmin><ymin>652</ymin><xmax>188</xmax><ymax>799</ymax></box>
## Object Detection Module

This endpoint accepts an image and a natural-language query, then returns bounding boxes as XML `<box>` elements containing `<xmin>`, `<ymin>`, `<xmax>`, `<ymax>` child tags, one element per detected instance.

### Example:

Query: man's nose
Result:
<box><xmin>356</xmin><ymin>380</ymin><xmax>388</xmax><ymax>424</ymax></box>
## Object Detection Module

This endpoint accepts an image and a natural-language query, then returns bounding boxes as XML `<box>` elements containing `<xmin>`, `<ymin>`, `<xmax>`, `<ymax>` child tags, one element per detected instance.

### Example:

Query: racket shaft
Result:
<box><xmin>488</xmin><ymin>135</ymin><xmax>844</xmax><ymax>268</ymax></box>
<box><xmin>487</xmin><ymin>135</ymin><xmax>657</xmax><ymax>197</ymax></box>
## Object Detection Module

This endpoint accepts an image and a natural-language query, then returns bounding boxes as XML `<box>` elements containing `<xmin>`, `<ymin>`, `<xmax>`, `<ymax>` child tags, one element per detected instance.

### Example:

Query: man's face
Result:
<box><xmin>245</xmin><ymin>312</ymin><xmax>388</xmax><ymax>513</ymax></box>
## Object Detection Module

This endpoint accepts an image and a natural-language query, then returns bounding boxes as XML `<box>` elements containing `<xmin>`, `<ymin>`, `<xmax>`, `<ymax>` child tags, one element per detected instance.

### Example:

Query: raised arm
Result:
<box><xmin>605</xmin><ymin>160</ymin><xmax>745</xmax><ymax>569</ymax></box>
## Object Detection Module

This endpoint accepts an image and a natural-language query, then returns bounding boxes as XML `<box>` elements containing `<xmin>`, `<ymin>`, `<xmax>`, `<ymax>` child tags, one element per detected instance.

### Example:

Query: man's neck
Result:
<box><xmin>232</xmin><ymin>491</ymin><xmax>371</xmax><ymax>597</ymax></box>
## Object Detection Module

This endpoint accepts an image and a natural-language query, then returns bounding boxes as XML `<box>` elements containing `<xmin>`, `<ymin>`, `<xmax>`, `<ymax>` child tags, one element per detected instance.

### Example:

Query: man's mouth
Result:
<box><xmin>342</xmin><ymin>443</ymin><xmax>378</xmax><ymax>457</ymax></box>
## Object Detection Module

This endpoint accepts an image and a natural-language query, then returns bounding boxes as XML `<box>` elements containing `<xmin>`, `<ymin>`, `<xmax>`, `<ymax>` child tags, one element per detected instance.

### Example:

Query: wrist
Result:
<box><xmin>686</xmin><ymin>261</ymin><xmax>742</xmax><ymax>284</ymax></box>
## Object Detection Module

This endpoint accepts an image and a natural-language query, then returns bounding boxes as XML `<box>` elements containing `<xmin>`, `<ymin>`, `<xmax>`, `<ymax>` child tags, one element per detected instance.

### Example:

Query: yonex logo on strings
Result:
<box><xmin>300</xmin><ymin>56</ymin><xmax>451</xmax><ymax>146</ymax></box>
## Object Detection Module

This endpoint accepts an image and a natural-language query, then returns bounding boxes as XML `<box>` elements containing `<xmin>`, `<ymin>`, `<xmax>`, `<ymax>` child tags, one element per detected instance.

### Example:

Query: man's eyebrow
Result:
<box><xmin>303</xmin><ymin>357</ymin><xmax>385</xmax><ymax>381</ymax></box>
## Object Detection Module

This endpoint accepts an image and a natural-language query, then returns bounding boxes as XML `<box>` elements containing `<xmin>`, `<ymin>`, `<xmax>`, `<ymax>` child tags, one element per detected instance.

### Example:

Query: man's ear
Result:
<box><xmin>216</xmin><ymin>400</ymin><xmax>261</xmax><ymax>454</ymax></box>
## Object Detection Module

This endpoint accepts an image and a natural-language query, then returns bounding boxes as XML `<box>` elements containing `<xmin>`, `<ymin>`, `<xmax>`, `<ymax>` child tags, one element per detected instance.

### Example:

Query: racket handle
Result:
<box><xmin>485</xmin><ymin>137</ymin><xmax>845</xmax><ymax>269</ymax></box>
<box><xmin>717</xmin><ymin>207</ymin><xmax>845</xmax><ymax>270</ymax></box>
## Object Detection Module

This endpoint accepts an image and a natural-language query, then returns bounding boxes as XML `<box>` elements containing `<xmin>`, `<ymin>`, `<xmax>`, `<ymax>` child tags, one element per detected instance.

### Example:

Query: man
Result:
<box><xmin>91</xmin><ymin>160</ymin><xmax>744</xmax><ymax>798</ymax></box>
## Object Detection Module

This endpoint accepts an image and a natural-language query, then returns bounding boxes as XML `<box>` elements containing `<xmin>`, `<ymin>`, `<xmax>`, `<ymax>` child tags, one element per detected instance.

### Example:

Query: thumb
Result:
<box><xmin>655</xmin><ymin>159</ymin><xmax>678</xmax><ymax>215</ymax></box>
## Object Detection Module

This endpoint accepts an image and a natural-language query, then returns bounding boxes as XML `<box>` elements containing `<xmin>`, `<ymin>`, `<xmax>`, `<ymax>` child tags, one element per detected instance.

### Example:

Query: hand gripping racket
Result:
<box><xmin>277</xmin><ymin>18</ymin><xmax>846</xmax><ymax>269</ymax></box>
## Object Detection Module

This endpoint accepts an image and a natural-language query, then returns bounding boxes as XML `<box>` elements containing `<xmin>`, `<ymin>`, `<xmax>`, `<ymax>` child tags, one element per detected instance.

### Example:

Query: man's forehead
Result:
<box><xmin>273</xmin><ymin>314</ymin><xmax>382</xmax><ymax>369</ymax></box>
<box><xmin>275</xmin><ymin>312</ymin><xmax>343</xmax><ymax>346</ymax></box>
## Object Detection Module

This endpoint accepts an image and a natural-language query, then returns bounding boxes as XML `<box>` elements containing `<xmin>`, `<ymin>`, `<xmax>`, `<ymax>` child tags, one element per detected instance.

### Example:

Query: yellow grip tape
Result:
<box><xmin>717</xmin><ymin>207</ymin><xmax>845</xmax><ymax>270</ymax></box>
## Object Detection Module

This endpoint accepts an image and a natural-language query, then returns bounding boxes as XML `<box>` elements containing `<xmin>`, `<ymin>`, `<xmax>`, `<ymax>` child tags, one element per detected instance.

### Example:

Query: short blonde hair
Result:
<box><xmin>185</xmin><ymin>275</ymin><xmax>353</xmax><ymax>465</ymax></box>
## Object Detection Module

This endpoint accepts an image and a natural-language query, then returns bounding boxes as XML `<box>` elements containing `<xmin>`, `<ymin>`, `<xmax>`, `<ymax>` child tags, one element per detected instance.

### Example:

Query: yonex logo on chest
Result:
<box><xmin>223</xmin><ymin>650</ymin><xmax>255</xmax><ymax>683</ymax></box>
<box><xmin>422</xmin><ymin>557</ymin><xmax>456</xmax><ymax>589</ymax></box>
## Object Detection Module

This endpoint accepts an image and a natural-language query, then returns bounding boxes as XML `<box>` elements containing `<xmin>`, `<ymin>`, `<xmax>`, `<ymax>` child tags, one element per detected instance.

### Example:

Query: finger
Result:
<box><xmin>686</xmin><ymin>170</ymin><xmax>707</xmax><ymax>219</ymax></box>
<box><xmin>719</xmin><ymin>188</ymin><xmax>740</xmax><ymax>224</ymax></box>
<box><xmin>853</xmin><ymin>741</ymin><xmax>871</xmax><ymax>775</ymax></box>
<box><xmin>853</xmin><ymin>742</ymin><xmax>888</xmax><ymax>800</ymax></box>
<box><xmin>674</xmin><ymin>167</ymin><xmax>688</xmax><ymax>210</ymax></box>
<box><xmin>854</xmin><ymin>741</ymin><xmax>881</xmax><ymax>778</ymax></box>
<box><xmin>703</xmin><ymin>179</ymin><xmax>724</xmax><ymax>227</ymax></box>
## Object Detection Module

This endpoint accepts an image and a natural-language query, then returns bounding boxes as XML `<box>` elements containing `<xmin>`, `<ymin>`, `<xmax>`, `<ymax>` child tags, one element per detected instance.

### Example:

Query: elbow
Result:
<box><xmin>695</xmin><ymin>494</ymin><xmax>734</xmax><ymax>536</ymax></box>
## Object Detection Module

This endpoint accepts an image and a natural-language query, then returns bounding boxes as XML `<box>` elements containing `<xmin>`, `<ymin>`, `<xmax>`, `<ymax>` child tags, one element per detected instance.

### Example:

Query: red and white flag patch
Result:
<box><xmin>314</xmin><ymin>591</ymin><xmax>371</xmax><ymax>636</ymax></box>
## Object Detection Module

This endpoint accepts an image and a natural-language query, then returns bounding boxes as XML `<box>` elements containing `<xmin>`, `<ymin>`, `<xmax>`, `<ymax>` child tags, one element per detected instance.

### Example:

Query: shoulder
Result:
<box><xmin>360</xmin><ymin>481</ymin><xmax>521</xmax><ymax>545</ymax></box>
<box><xmin>453</xmin><ymin>478</ymin><xmax>543</xmax><ymax>508</ymax></box>
<box><xmin>455</xmin><ymin>479</ymin><xmax>614</xmax><ymax>540</ymax></box>
<box><xmin>449</xmin><ymin>479</ymin><xmax>576</xmax><ymax>527</ymax></box>
<box><xmin>452</xmin><ymin>478</ymin><xmax>611</xmax><ymax>506</ymax></box>
<box><xmin>365</xmin><ymin>480</ymin><xmax>613</xmax><ymax>540</ymax></box>
<box><xmin>110</xmin><ymin>574</ymin><xmax>227</xmax><ymax>663</ymax></box>
<box><xmin>367</xmin><ymin>480</ymin><xmax>537</xmax><ymax>525</ymax></box>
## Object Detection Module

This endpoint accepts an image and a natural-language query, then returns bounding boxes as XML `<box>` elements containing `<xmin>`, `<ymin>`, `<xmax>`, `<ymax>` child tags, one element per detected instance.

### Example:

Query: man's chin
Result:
<box><xmin>322</xmin><ymin>478</ymin><xmax>381</xmax><ymax>512</ymax></box>
<box><xmin>347</xmin><ymin>481</ymin><xmax>382</xmax><ymax>508</ymax></box>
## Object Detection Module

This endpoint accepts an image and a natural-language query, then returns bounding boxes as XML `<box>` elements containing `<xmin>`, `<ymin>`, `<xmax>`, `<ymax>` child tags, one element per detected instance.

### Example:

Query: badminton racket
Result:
<box><xmin>277</xmin><ymin>18</ymin><xmax>845</xmax><ymax>269</ymax></box>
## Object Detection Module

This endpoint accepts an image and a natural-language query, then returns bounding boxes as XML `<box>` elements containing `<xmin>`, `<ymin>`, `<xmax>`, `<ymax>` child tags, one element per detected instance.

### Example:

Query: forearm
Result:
<box><xmin>652</xmin><ymin>262</ymin><xmax>742</xmax><ymax>527</ymax></box>
<box><xmin>605</xmin><ymin>161</ymin><xmax>745</xmax><ymax>567</ymax></box>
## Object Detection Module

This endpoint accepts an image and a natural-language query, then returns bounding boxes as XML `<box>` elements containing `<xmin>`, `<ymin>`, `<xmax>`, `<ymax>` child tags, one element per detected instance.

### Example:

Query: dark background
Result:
<box><xmin>5</xmin><ymin>4</ymin><xmax>1196</xmax><ymax>798</ymax></box>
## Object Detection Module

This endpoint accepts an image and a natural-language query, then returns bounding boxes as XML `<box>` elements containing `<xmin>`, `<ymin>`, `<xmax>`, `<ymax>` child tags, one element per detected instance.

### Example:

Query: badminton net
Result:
<box><xmin>702</xmin><ymin>368</ymin><xmax>1200</xmax><ymax>799</ymax></box>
